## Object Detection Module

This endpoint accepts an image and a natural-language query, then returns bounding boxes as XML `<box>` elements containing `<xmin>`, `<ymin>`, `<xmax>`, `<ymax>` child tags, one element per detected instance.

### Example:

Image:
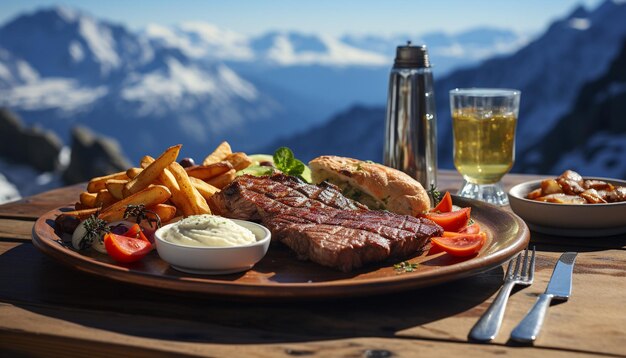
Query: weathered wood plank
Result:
<box><xmin>0</xmin><ymin>303</ymin><xmax>605</xmax><ymax>358</ymax></box>
<box><xmin>0</xmin><ymin>218</ymin><xmax>34</xmax><ymax>241</ymax></box>
<box><xmin>0</xmin><ymin>241</ymin><xmax>623</xmax><ymax>356</ymax></box>
<box><xmin>0</xmin><ymin>183</ymin><xmax>83</xmax><ymax>220</ymax></box>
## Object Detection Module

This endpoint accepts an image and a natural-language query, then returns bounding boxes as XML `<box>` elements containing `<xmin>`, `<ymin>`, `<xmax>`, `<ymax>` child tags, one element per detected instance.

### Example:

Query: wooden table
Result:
<box><xmin>0</xmin><ymin>170</ymin><xmax>624</xmax><ymax>357</ymax></box>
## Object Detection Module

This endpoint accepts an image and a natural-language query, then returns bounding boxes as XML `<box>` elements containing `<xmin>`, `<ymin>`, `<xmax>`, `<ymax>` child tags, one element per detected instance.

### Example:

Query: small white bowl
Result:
<box><xmin>508</xmin><ymin>177</ymin><xmax>626</xmax><ymax>237</ymax></box>
<box><xmin>154</xmin><ymin>219</ymin><xmax>271</xmax><ymax>275</ymax></box>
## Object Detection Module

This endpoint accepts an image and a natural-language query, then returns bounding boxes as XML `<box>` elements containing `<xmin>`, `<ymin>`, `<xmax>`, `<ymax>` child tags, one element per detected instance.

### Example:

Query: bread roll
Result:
<box><xmin>309</xmin><ymin>156</ymin><xmax>431</xmax><ymax>216</ymax></box>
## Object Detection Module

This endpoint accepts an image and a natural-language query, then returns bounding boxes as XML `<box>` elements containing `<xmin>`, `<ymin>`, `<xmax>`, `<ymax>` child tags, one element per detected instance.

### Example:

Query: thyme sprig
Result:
<box><xmin>427</xmin><ymin>184</ymin><xmax>443</xmax><ymax>206</ymax></box>
<box><xmin>124</xmin><ymin>204</ymin><xmax>162</xmax><ymax>229</ymax></box>
<box><xmin>393</xmin><ymin>261</ymin><xmax>418</xmax><ymax>273</ymax></box>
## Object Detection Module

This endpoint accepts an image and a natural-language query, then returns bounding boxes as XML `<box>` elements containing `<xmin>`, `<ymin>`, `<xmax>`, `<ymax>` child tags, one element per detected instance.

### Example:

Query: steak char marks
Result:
<box><xmin>210</xmin><ymin>174</ymin><xmax>443</xmax><ymax>272</ymax></box>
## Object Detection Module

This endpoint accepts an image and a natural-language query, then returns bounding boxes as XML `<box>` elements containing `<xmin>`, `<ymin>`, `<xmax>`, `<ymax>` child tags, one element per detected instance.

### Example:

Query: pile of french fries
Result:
<box><xmin>65</xmin><ymin>141</ymin><xmax>251</xmax><ymax>224</ymax></box>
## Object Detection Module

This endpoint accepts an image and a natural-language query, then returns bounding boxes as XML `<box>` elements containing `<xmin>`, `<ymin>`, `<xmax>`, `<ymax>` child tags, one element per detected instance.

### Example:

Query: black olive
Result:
<box><xmin>55</xmin><ymin>214</ymin><xmax>81</xmax><ymax>234</ymax></box>
<box><xmin>179</xmin><ymin>157</ymin><xmax>195</xmax><ymax>168</ymax></box>
<box><xmin>260</xmin><ymin>161</ymin><xmax>274</xmax><ymax>167</ymax></box>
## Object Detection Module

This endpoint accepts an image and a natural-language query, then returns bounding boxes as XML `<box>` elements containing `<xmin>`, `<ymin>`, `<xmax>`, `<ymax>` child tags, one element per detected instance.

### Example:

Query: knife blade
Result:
<box><xmin>510</xmin><ymin>252</ymin><xmax>577</xmax><ymax>343</ymax></box>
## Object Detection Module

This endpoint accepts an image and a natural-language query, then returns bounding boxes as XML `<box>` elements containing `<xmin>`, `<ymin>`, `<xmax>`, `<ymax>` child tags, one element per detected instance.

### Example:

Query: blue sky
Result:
<box><xmin>0</xmin><ymin>0</ymin><xmax>603</xmax><ymax>36</ymax></box>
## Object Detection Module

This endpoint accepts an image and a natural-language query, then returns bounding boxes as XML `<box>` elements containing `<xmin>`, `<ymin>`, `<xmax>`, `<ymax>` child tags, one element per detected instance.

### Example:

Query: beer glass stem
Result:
<box><xmin>458</xmin><ymin>180</ymin><xmax>509</xmax><ymax>206</ymax></box>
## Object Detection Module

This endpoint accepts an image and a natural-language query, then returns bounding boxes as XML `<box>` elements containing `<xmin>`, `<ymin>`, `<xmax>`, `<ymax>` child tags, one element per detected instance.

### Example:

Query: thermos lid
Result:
<box><xmin>394</xmin><ymin>41</ymin><xmax>430</xmax><ymax>68</ymax></box>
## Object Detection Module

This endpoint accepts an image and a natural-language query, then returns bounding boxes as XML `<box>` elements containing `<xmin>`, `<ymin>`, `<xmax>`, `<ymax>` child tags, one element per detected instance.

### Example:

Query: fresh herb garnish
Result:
<box><xmin>79</xmin><ymin>214</ymin><xmax>110</xmax><ymax>250</ymax></box>
<box><xmin>124</xmin><ymin>204</ymin><xmax>162</xmax><ymax>229</ymax></box>
<box><xmin>427</xmin><ymin>184</ymin><xmax>443</xmax><ymax>206</ymax></box>
<box><xmin>394</xmin><ymin>261</ymin><xmax>418</xmax><ymax>273</ymax></box>
<box><xmin>273</xmin><ymin>147</ymin><xmax>307</xmax><ymax>181</ymax></box>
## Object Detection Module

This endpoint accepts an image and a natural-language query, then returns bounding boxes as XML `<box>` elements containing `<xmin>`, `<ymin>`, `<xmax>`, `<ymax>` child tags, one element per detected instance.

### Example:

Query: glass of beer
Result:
<box><xmin>450</xmin><ymin>88</ymin><xmax>521</xmax><ymax>205</ymax></box>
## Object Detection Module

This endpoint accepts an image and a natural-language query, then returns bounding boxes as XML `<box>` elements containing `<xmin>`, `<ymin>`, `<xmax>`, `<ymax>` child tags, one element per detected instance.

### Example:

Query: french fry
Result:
<box><xmin>59</xmin><ymin>208</ymin><xmax>99</xmax><ymax>221</ymax></box>
<box><xmin>87</xmin><ymin>171</ymin><xmax>128</xmax><ymax>193</ymax></box>
<box><xmin>98</xmin><ymin>185</ymin><xmax>171</xmax><ymax>223</ymax></box>
<box><xmin>139</xmin><ymin>155</ymin><xmax>154</xmax><ymax>169</ymax></box>
<box><xmin>206</xmin><ymin>169</ymin><xmax>236</xmax><ymax>189</ymax></box>
<box><xmin>105</xmin><ymin>179</ymin><xmax>127</xmax><ymax>200</ymax></box>
<box><xmin>202</xmin><ymin>141</ymin><xmax>232</xmax><ymax>165</ymax></box>
<box><xmin>141</xmin><ymin>155</ymin><xmax>191</xmax><ymax>212</ymax></box>
<box><xmin>185</xmin><ymin>162</ymin><xmax>233</xmax><ymax>181</ymax></box>
<box><xmin>224</xmin><ymin>152</ymin><xmax>253</xmax><ymax>171</ymax></box>
<box><xmin>95</xmin><ymin>189</ymin><xmax>116</xmax><ymax>208</ymax></box>
<box><xmin>123</xmin><ymin>144</ymin><xmax>181</xmax><ymax>197</ymax></box>
<box><xmin>126</xmin><ymin>167</ymin><xmax>143</xmax><ymax>179</ymax></box>
<box><xmin>150</xmin><ymin>203</ymin><xmax>177</xmax><ymax>223</ymax></box>
<box><xmin>79</xmin><ymin>192</ymin><xmax>97</xmax><ymax>208</ymax></box>
<box><xmin>168</xmin><ymin>162</ymin><xmax>211</xmax><ymax>216</ymax></box>
<box><xmin>190</xmin><ymin>177</ymin><xmax>220</xmax><ymax>200</ymax></box>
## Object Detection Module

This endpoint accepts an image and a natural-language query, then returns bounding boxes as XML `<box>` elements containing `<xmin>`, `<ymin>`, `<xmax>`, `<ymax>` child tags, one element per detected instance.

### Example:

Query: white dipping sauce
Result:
<box><xmin>161</xmin><ymin>215</ymin><xmax>256</xmax><ymax>247</ymax></box>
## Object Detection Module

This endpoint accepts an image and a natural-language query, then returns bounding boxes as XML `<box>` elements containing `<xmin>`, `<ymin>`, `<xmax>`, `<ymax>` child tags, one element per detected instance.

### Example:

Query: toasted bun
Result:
<box><xmin>309</xmin><ymin>156</ymin><xmax>431</xmax><ymax>216</ymax></box>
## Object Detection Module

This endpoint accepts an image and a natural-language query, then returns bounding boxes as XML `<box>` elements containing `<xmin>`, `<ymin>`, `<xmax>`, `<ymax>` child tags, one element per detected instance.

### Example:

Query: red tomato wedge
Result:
<box><xmin>104</xmin><ymin>233</ymin><xmax>152</xmax><ymax>263</ymax></box>
<box><xmin>430</xmin><ymin>191</ymin><xmax>453</xmax><ymax>213</ymax></box>
<box><xmin>423</xmin><ymin>207</ymin><xmax>471</xmax><ymax>232</ymax></box>
<box><xmin>431</xmin><ymin>233</ymin><xmax>486</xmax><ymax>257</ymax></box>
<box><xmin>459</xmin><ymin>222</ymin><xmax>481</xmax><ymax>235</ymax></box>
<box><xmin>123</xmin><ymin>224</ymin><xmax>150</xmax><ymax>243</ymax></box>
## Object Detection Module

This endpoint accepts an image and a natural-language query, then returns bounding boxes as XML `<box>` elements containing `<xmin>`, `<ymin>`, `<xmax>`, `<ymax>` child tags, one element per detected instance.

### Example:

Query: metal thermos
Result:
<box><xmin>383</xmin><ymin>42</ymin><xmax>437</xmax><ymax>191</ymax></box>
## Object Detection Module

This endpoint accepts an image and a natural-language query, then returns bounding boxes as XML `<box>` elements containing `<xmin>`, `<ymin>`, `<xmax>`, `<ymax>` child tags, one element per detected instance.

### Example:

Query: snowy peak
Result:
<box><xmin>144</xmin><ymin>22</ymin><xmax>252</xmax><ymax>61</ymax></box>
<box><xmin>248</xmin><ymin>31</ymin><xmax>387</xmax><ymax>66</ymax></box>
<box><xmin>0</xmin><ymin>6</ymin><xmax>154</xmax><ymax>81</ymax></box>
<box><xmin>145</xmin><ymin>25</ymin><xmax>388</xmax><ymax>67</ymax></box>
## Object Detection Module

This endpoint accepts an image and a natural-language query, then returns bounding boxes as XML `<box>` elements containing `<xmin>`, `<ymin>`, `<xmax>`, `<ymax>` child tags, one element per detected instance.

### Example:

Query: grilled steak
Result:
<box><xmin>210</xmin><ymin>173</ymin><xmax>367</xmax><ymax>220</ymax></box>
<box><xmin>210</xmin><ymin>174</ymin><xmax>443</xmax><ymax>271</ymax></box>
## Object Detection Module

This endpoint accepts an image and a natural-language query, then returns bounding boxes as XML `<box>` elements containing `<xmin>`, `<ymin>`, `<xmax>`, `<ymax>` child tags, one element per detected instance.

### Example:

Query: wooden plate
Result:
<box><xmin>32</xmin><ymin>197</ymin><xmax>529</xmax><ymax>300</ymax></box>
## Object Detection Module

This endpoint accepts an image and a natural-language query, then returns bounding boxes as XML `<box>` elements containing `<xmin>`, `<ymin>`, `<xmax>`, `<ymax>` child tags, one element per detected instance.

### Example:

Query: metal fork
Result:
<box><xmin>469</xmin><ymin>246</ymin><xmax>535</xmax><ymax>342</ymax></box>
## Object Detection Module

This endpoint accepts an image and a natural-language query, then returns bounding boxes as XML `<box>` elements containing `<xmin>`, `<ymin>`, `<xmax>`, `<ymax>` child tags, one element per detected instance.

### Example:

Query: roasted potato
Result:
<box><xmin>105</xmin><ymin>179</ymin><xmax>127</xmax><ymax>200</ymax></box>
<box><xmin>185</xmin><ymin>162</ymin><xmax>233</xmax><ymax>181</ymax></box>
<box><xmin>206</xmin><ymin>169</ymin><xmax>237</xmax><ymax>189</ymax></box>
<box><xmin>202</xmin><ymin>141</ymin><xmax>232</xmax><ymax>165</ymax></box>
<box><xmin>224</xmin><ymin>152</ymin><xmax>253</xmax><ymax>171</ymax></box>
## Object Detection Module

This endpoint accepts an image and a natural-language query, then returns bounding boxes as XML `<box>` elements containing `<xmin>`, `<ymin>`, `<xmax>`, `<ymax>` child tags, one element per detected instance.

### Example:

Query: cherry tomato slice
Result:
<box><xmin>459</xmin><ymin>222</ymin><xmax>481</xmax><ymax>235</ymax></box>
<box><xmin>430</xmin><ymin>191</ymin><xmax>453</xmax><ymax>213</ymax></box>
<box><xmin>423</xmin><ymin>207</ymin><xmax>471</xmax><ymax>232</ymax></box>
<box><xmin>123</xmin><ymin>224</ymin><xmax>150</xmax><ymax>243</ymax></box>
<box><xmin>431</xmin><ymin>233</ymin><xmax>486</xmax><ymax>257</ymax></box>
<box><xmin>104</xmin><ymin>233</ymin><xmax>152</xmax><ymax>263</ymax></box>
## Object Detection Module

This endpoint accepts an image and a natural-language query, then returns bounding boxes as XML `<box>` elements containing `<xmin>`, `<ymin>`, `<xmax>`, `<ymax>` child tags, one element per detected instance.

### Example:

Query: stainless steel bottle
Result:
<box><xmin>384</xmin><ymin>42</ymin><xmax>437</xmax><ymax>190</ymax></box>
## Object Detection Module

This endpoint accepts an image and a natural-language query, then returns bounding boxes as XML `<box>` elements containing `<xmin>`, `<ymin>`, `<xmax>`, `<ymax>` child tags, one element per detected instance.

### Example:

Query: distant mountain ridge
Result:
<box><xmin>273</xmin><ymin>0</ymin><xmax>626</xmax><ymax>178</ymax></box>
<box><xmin>0</xmin><ymin>5</ymin><xmax>529</xmax><ymax>164</ymax></box>
<box><xmin>0</xmin><ymin>6</ymin><xmax>303</xmax><ymax>161</ymax></box>
<box><xmin>146</xmin><ymin>23</ymin><xmax>527</xmax><ymax>74</ymax></box>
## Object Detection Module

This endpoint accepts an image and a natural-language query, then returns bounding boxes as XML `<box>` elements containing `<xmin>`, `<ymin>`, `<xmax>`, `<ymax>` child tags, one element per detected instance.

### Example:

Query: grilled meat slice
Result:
<box><xmin>210</xmin><ymin>174</ymin><xmax>443</xmax><ymax>272</ymax></box>
<box><xmin>265</xmin><ymin>207</ymin><xmax>441</xmax><ymax>271</ymax></box>
<box><xmin>210</xmin><ymin>174</ymin><xmax>367</xmax><ymax>220</ymax></box>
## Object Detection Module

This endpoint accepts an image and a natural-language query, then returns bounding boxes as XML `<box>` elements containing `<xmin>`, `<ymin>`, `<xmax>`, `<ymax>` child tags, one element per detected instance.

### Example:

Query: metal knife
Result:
<box><xmin>510</xmin><ymin>252</ymin><xmax>577</xmax><ymax>343</ymax></box>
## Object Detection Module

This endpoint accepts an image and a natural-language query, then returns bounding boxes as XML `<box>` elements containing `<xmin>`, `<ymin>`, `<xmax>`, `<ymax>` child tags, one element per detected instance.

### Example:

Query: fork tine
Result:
<box><xmin>512</xmin><ymin>251</ymin><xmax>523</xmax><ymax>277</ymax></box>
<box><xmin>520</xmin><ymin>247</ymin><xmax>530</xmax><ymax>277</ymax></box>
<box><xmin>505</xmin><ymin>252</ymin><xmax>519</xmax><ymax>278</ymax></box>
<box><xmin>528</xmin><ymin>246</ymin><xmax>536</xmax><ymax>281</ymax></box>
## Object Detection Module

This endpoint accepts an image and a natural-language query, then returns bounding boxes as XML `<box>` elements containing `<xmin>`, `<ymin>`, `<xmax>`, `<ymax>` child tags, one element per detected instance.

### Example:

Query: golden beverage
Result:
<box><xmin>452</xmin><ymin>108</ymin><xmax>517</xmax><ymax>184</ymax></box>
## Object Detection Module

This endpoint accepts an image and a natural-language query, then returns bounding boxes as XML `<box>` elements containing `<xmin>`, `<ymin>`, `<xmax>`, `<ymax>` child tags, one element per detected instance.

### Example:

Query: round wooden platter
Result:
<box><xmin>32</xmin><ymin>197</ymin><xmax>530</xmax><ymax>300</ymax></box>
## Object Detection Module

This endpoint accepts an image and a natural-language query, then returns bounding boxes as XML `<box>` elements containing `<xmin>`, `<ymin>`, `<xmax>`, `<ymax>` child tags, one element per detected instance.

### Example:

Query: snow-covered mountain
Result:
<box><xmin>0</xmin><ymin>6</ymin><xmax>310</xmax><ymax>162</ymax></box>
<box><xmin>145</xmin><ymin>23</ymin><xmax>526</xmax><ymax>73</ymax></box>
<box><xmin>0</xmin><ymin>5</ymin><xmax>529</xmax><ymax>165</ymax></box>
<box><xmin>143</xmin><ymin>23</ymin><xmax>527</xmax><ymax>114</ymax></box>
